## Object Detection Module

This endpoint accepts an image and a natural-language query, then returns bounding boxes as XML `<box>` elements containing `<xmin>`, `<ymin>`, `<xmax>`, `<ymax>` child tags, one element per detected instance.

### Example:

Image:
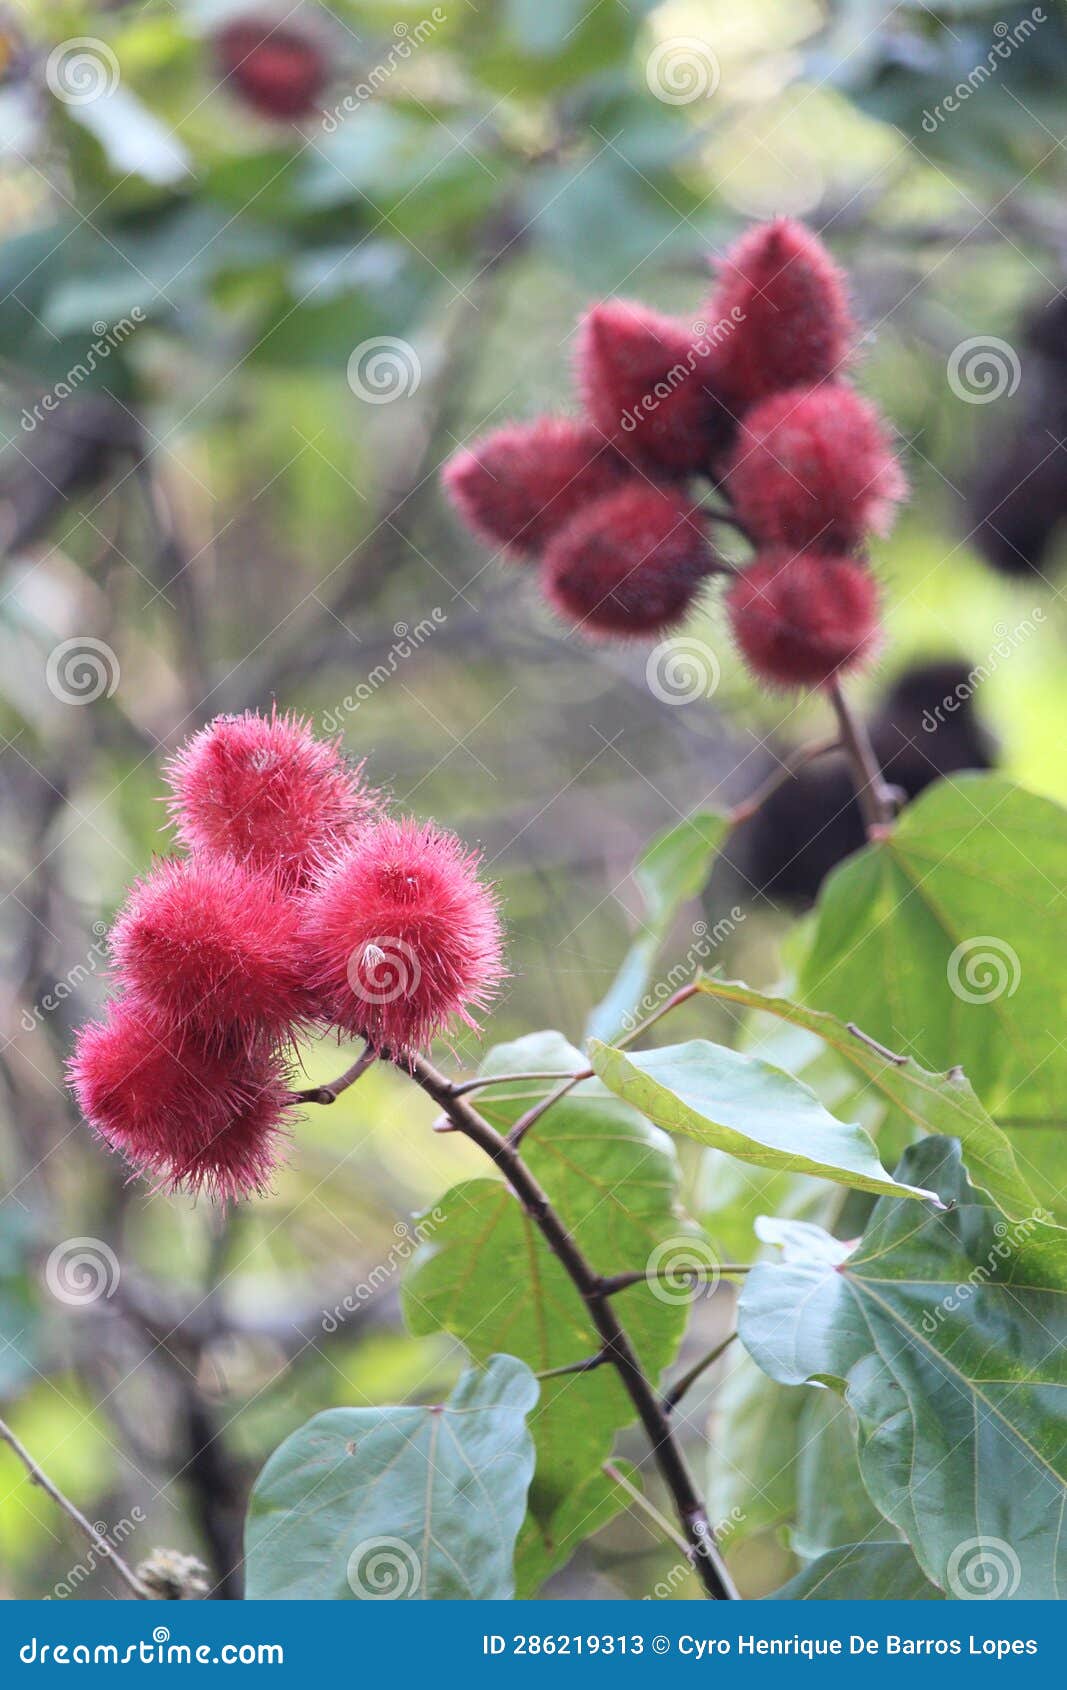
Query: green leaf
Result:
<box><xmin>739</xmin><ymin>1138</ymin><xmax>1067</xmax><ymax>1599</ymax></box>
<box><xmin>403</xmin><ymin>1031</ymin><xmax>700</xmax><ymax>1594</ymax></box>
<box><xmin>771</xmin><ymin>1544</ymin><xmax>944</xmax><ymax>1600</ymax></box>
<box><xmin>586</xmin><ymin>811</ymin><xmax>727</xmax><ymax>1044</ymax></box>
<box><xmin>705</xmin><ymin>1351</ymin><xmax>804</xmax><ymax>1544</ymax></box>
<box><xmin>792</xmin><ymin>1389</ymin><xmax>895</xmax><ymax>1561</ymax></box>
<box><xmin>588</xmin><ymin>1039</ymin><xmax>939</xmax><ymax>1203</ymax></box>
<box><xmin>694</xmin><ymin>977</ymin><xmax>1043</xmax><ymax>1226</ymax></box>
<box><xmin>244</xmin><ymin>1355</ymin><xmax>538</xmax><ymax>1600</ymax></box>
<box><xmin>799</xmin><ymin>777</ymin><xmax>1067</xmax><ymax>1128</ymax></box>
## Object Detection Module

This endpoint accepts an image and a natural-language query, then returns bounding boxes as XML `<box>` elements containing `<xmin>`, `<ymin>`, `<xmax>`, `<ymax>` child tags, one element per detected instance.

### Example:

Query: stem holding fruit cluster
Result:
<box><xmin>402</xmin><ymin>1054</ymin><xmax>739</xmax><ymax>1601</ymax></box>
<box><xmin>300</xmin><ymin>1036</ymin><xmax>738</xmax><ymax>1599</ymax></box>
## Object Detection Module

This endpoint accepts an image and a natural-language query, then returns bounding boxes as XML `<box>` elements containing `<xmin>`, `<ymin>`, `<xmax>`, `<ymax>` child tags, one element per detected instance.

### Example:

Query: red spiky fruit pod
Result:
<box><xmin>214</xmin><ymin>18</ymin><xmax>328</xmax><ymax>121</ymax></box>
<box><xmin>726</xmin><ymin>384</ymin><xmax>906</xmax><ymax>552</ymax></box>
<box><xmin>726</xmin><ymin>551</ymin><xmax>880</xmax><ymax>690</ymax></box>
<box><xmin>110</xmin><ymin>856</ymin><xmax>308</xmax><ymax>1049</ymax></box>
<box><xmin>707</xmin><ymin>219</ymin><xmax>857</xmax><ymax>410</ymax></box>
<box><xmin>575</xmin><ymin>300</ymin><xmax>731</xmax><ymax>475</ymax></box>
<box><xmin>165</xmin><ymin>709</ymin><xmax>378</xmax><ymax>891</ymax></box>
<box><xmin>442</xmin><ymin>418</ymin><xmax>625</xmax><ymax>560</ymax></box>
<box><xmin>69</xmin><ymin>1001</ymin><xmax>295</xmax><ymax>1201</ymax></box>
<box><xmin>542</xmin><ymin>484</ymin><xmax>713</xmax><ymax>639</ymax></box>
<box><xmin>300</xmin><ymin>818</ymin><xmax>504</xmax><ymax>1053</ymax></box>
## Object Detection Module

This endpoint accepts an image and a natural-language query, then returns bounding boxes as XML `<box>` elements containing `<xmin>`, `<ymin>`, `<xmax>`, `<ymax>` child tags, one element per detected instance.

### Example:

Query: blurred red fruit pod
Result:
<box><xmin>727</xmin><ymin>383</ymin><xmax>905</xmax><ymax>552</ymax></box>
<box><xmin>543</xmin><ymin>483</ymin><xmax>714</xmax><ymax>639</ymax></box>
<box><xmin>708</xmin><ymin>219</ymin><xmax>857</xmax><ymax>410</ymax></box>
<box><xmin>726</xmin><ymin>550</ymin><xmax>879</xmax><ymax>690</ymax></box>
<box><xmin>576</xmin><ymin>299</ymin><xmax>732</xmax><ymax>476</ymax></box>
<box><xmin>443</xmin><ymin>418</ymin><xmax>626</xmax><ymax>559</ymax></box>
<box><xmin>214</xmin><ymin>17</ymin><xmax>329</xmax><ymax>121</ymax></box>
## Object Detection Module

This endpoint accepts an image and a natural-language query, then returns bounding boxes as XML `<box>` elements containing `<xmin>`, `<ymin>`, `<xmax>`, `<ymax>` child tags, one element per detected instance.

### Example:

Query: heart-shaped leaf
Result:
<box><xmin>244</xmin><ymin>1355</ymin><xmax>538</xmax><ymax>1600</ymax></box>
<box><xmin>739</xmin><ymin>1138</ymin><xmax>1067</xmax><ymax>1599</ymax></box>
<box><xmin>799</xmin><ymin>777</ymin><xmax>1067</xmax><ymax>1128</ymax></box>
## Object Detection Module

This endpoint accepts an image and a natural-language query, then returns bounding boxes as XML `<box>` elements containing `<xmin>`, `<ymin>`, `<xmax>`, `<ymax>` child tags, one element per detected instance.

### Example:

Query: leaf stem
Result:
<box><xmin>727</xmin><ymin>735</ymin><xmax>841</xmax><ymax>827</ymax></box>
<box><xmin>662</xmin><ymin>1332</ymin><xmax>737</xmax><ymax>1413</ymax></box>
<box><xmin>400</xmin><ymin>1052</ymin><xmax>739</xmax><ymax>1601</ymax></box>
<box><xmin>450</xmin><ymin>1069</ymin><xmax>581</xmax><ymax>1099</ymax></box>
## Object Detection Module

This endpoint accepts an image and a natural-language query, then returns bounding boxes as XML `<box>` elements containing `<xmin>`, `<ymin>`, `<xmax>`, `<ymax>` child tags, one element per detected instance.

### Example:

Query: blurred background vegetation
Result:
<box><xmin>0</xmin><ymin>0</ymin><xmax>1064</xmax><ymax>1600</ymax></box>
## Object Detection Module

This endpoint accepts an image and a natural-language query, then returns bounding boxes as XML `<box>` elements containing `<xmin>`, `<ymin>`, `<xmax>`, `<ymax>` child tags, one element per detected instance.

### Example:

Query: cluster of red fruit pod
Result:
<box><xmin>443</xmin><ymin>218</ymin><xmax>906</xmax><ymax>690</ymax></box>
<box><xmin>69</xmin><ymin>711</ymin><xmax>503</xmax><ymax>1203</ymax></box>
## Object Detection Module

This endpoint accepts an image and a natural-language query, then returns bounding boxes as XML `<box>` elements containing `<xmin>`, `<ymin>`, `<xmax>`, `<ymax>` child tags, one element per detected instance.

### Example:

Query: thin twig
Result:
<box><xmin>291</xmin><ymin>1044</ymin><xmax>377</xmax><ymax>1105</ymax></box>
<box><xmin>506</xmin><ymin>1072</ymin><xmax>586</xmax><ymax>1149</ymax></box>
<box><xmin>450</xmin><ymin>1069</ymin><xmax>580</xmax><ymax>1098</ymax></box>
<box><xmin>0</xmin><ymin>1417</ymin><xmax>149</xmax><ymax>1599</ymax></box>
<box><xmin>402</xmin><ymin>1053</ymin><xmax>739</xmax><ymax>1601</ymax></box>
<box><xmin>827</xmin><ymin>681</ymin><xmax>897</xmax><ymax>837</ymax></box>
<box><xmin>728</xmin><ymin>735</ymin><xmax>841</xmax><ymax>827</ymax></box>
<box><xmin>536</xmin><ymin>1350</ymin><xmax>611</xmax><ymax>1381</ymax></box>
<box><xmin>601</xmin><ymin>1461</ymin><xmax>693</xmax><ymax>1560</ymax></box>
<box><xmin>662</xmin><ymin>1333</ymin><xmax>738</xmax><ymax>1413</ymax></box>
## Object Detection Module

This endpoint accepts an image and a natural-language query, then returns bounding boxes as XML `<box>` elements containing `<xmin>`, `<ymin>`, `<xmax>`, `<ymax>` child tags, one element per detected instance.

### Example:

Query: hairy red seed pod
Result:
<box><xmin>727</xmin><ymin>384</ymin><xmax>906</xmax><ymax>552</ymax></box>
<box><xmin>542</xmin><ymin>484</ymin><xmax>713</xmax><ymax>639</ymax></box>
<box><xmin>69</xmin><ymin>1002</ymin><xmax>294</xmax><ymax>1202</ymax></box>
<box><xmin>726</xmin><ymin>551</ymin><xmax>879</xmax><ymax>690</ymax></box>
<box><xmin>708</xmin><ymin>219</ymin><xmax>857</xmax><ymax>410</ymax></box>
<box><xmin>576</xmin><ymin>300</ymin><xmax>731</xmax><ymax>475</ymax></box>
<box><xmin>300</xmin><ymin>818</ymin><xmax>504</xmax><ymax>1052</ymax></box>
<box><xmin>442</xmin><ymin>418</ymin><xmax>625</xmax><ymax>559</ymax></box>
<box><xmin>110</xmin><ymin>856</ymin><xmax>308</xmax><ymax>1048</ymax></box>
<box><xmin>165</xmin><ymin>709</ymin><xmax>378</xmax><ymax>891</ymax></box>
<box><xmin>214</xmin><ymin>19</ymin><xmax>328</xmax><ymax>121</ymax></box>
